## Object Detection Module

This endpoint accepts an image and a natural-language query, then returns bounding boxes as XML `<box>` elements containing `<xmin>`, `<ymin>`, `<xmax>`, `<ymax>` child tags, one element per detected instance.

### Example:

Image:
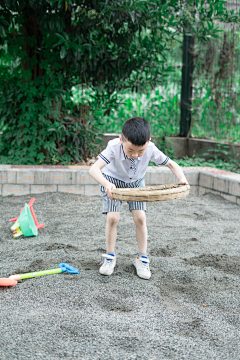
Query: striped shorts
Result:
<box><xmin>100</xmin><ymin>174</ymin><xmax>146</xmax><ymax>214</ymax></box>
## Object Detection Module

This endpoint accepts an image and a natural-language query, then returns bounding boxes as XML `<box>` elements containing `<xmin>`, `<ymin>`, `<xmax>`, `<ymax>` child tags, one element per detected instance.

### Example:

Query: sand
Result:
<box><xmin>0</xmin><ymin>191</ymin><xmax>240</xmax><ymax>359</ymax></box>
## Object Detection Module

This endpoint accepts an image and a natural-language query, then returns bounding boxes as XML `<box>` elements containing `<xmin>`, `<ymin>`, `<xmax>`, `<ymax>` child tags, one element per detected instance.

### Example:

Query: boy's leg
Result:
<box><xmin>131</xmin><ymin>210</ymin><xmax>147</xmax><ymax>253</ymax></box>
<box><xmin>131</xmin><ymin>209</ymin><xmax>151</xmax><ymax>279</ymax></box>
<box><xmin>99</xmin><ymin>212</ymin><xmax>119</xmax><ymax>276</ymax></box>
<box><xmin>105</xmin><ymin>211</ymin><xmax>120</xmax><ymax>253</ymax></box>
<box><xmin>130</xmin><ymin>178</ymin><xmax>147</xmax><ymax>251</ymax></box>
<box><xmin>101</xmin><ymin>188</ymin><xmax>121</xmax><ymax>253</ymax></box>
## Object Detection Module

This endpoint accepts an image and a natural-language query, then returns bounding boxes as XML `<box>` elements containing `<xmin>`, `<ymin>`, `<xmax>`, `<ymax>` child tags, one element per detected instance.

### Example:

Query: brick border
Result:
<box><xmin>0</xmin><ymin>165</ymin><xmax>240</xmax><ymax>204</ymax></box>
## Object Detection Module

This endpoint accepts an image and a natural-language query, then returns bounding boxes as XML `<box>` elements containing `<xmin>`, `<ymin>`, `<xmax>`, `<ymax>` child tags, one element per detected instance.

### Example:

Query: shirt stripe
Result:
<box><xmin>129</xmin><ymin>158</ymin><xmax>137</xmax><ymax>174</ymax></box>
<box><xmin>121</xmin><ymin>144</ymin><xmax>128</xmax><ymax>159</ymax></box>
<box><xmin>98</xmin><ymin>153</ymin><xmax>110</xmax><ymax>165</ymax></box>
<box><xmin>157</xmin><ymin>157</ymin><xmax>170</xmax><ymax>166</ymax></box>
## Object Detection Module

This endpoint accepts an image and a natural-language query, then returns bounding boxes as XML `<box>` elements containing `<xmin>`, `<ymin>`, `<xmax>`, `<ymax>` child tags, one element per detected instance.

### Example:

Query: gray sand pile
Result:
<box><xmin>0</xmin><ymin>192</ymin><xmax>240</xmax><ymax>359</ymax></box>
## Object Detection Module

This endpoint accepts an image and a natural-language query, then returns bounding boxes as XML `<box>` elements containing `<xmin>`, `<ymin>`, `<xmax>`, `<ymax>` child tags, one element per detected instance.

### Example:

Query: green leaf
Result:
<box><xmin>60</xmin><ymin>46</ymin><xmax>66</xmax><ymax>59</ymax></box>
<box><xmin>162</xmin><ymin>4</ymin><xmax>168</xmax><ymax>12</ymax></box>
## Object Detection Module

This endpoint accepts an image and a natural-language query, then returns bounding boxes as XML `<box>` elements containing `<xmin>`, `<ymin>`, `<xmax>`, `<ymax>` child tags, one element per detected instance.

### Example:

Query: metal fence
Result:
<box><xmin>176</xmin><ymin>0</ymin><xmax>240</xmax><ymax>142</ymax></box>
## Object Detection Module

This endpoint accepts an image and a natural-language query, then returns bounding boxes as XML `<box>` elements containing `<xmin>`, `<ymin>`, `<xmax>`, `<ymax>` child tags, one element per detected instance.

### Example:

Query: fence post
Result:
<box><xmin>180</xmin><ymin>27</ymin><xmax>194</xmax><ymax>137</ymax></box>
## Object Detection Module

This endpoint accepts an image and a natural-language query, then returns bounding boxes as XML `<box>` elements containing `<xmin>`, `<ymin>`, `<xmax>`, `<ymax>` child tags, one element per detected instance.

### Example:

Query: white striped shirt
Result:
<box><xmin>98</xmin><ymin>138</ymin><xmax>170</xmax><ymax>183</ymax></box>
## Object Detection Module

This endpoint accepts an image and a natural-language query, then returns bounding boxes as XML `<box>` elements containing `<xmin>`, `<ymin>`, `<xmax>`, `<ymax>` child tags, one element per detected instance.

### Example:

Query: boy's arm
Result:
<box><xmin>166</xmin><ymin>160</ymin><xmax>188</xmax><ymax>184</ymax></box>
<box><xmin>89</xmin><ymin>159</ymin><xmax>116</xmax><ymax>200</ymax></box>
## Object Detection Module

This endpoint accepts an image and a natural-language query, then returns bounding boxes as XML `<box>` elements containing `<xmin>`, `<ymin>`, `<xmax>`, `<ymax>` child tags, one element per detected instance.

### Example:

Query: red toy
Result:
<box><xmin>9</xmin><ymin>198</ymin><xmax>45</xmax><ymax>230</ymax></box>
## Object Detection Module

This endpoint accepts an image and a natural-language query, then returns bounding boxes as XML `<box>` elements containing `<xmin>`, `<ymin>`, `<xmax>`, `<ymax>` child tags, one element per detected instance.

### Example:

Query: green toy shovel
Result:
<box><xmin>0</xmin><ymin>263</ymin><xmax>79</xmax><ymax>287</ymax></box>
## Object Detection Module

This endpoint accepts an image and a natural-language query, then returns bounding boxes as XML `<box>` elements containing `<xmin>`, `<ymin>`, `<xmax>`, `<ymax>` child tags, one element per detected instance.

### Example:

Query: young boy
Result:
<box><xmin>89</xmin><ymin>117</ymin><xmax>188</xmax><ymax>280</ymax></box>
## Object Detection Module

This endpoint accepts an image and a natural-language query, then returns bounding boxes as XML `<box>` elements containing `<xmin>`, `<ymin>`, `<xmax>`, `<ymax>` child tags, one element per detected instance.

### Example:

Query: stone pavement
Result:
<box><xmin>0</xmin><ymin>165</ymin><xmax>240</xmax><ymax>204</ymax></box>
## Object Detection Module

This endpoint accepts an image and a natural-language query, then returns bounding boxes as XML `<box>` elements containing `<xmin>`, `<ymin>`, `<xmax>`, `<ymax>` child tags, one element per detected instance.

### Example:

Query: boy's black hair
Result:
<box><xmin>122</xmin><ymin>117</ymin><xmax>151</xmax><ymax>146</ymax></box>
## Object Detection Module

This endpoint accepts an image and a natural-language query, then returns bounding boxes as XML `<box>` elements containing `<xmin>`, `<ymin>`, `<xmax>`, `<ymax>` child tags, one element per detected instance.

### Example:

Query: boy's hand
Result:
<box><xmin>179</xmin><ymin>178</ymin><xmax>189</xmax><ymax>185</ymax></box>
<box><xmin>105</xmin><ymin>182</ymin><xmax>116</xmax><ymax>200</ymax></box>
<box><xmin>167</xmin><ymin>161</ymin><xmax>189</xmax><ymax>185</ymax></box>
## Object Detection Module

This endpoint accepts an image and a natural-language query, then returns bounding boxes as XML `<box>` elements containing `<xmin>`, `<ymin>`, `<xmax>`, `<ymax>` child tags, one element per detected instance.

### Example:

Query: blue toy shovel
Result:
<box><xmin>0</xmin><ymin>263</ymin><xmax>79</xmax><ymax>287</ymax></box>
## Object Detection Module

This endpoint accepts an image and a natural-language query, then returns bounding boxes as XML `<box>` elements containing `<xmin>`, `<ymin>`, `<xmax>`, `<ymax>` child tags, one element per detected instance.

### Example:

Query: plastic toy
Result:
<box><xmin>9</xmin><ymin>198</ymin><xmax>44</xmax><ymax>238</ymax></box>
<box><xmin>0</xmin><ymin>263</ymin><xmax>79</xmax><ymax>287</ymax></box>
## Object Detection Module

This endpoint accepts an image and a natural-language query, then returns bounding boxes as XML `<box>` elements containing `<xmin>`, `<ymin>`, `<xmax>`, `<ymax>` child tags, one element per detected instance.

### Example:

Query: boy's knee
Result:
<box><xmin>133</xmin><ymin>212</ymin><xmax>146</xmax><ymax>227</ymax></box>
<box><xmin>107</xmin><ymin>212</ymin><xmax>120</xmax><ymax>227</ymax></box>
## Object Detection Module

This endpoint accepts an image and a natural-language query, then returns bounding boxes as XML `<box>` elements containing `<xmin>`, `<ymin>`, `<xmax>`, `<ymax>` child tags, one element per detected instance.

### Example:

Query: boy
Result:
<box><xmin>89</xmin><ymin>117</ymin><xmax>188</xmax><ymax>280</ymax></box>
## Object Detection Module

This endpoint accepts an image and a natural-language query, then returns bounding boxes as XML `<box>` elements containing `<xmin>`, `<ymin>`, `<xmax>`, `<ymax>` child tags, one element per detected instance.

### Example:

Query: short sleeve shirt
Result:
<box><xmin>98</xmin><ymin>138</ymin><xmax>170</xmax><ymax>183</ymax></box>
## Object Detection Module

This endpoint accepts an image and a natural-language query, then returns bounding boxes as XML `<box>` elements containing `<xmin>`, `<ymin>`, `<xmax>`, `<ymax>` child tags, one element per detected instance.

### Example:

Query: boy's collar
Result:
<box><xmin>120</xmin><ymin>144</ymin><xmax>141</xmax><ymax>161</ymax></box>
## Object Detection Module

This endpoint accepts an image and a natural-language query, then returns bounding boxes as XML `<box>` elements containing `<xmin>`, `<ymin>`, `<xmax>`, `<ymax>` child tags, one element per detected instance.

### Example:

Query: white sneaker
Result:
<box><xmin>99</xmin><ymin>254</ymin><xmax>116</xmax><ymax>276</ymax></box>
<box><xmin>134</xmin><ymin>256</ymin><xmax>151</xmax><ymax>279</ymax></box>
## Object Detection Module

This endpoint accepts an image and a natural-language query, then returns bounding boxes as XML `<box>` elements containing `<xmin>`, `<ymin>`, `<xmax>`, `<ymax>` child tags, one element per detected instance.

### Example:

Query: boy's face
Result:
<box><xmin>120</xmin><ymin>135</ymin><xmax>150</xmax><ymax>159</ymax></box>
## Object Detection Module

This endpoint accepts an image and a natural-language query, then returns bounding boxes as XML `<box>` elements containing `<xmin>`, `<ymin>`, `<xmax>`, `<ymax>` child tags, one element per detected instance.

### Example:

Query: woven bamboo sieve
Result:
<box><xmin>112</xmin><ymin>184</ymin><xmax>190</xmax><ymax>202</ymax></box>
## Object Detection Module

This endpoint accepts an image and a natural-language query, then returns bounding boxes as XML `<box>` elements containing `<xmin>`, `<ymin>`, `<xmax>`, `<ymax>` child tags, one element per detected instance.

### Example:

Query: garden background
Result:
<box><xmin>0</xmin><ymin>0</ymin><xmax>240</xmax><ymax>172</ymax></box>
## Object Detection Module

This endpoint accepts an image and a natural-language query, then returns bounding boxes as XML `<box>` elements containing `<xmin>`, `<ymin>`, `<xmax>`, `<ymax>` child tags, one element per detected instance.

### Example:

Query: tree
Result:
<box><xmin>0</xmin><ymin>0</ymin><xmax>238</xmax><ymax>164</ymax></box>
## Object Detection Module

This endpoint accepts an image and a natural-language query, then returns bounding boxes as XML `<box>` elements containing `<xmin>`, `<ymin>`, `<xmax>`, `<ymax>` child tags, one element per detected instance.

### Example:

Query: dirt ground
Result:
<box><xmin>0</xmin><ymin>191</ymin><xmax>240</xmax><ymax>360</ymax></box>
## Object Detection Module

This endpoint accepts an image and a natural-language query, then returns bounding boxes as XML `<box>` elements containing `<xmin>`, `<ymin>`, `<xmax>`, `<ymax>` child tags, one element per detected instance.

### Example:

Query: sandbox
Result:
<box><xmin>0</xmin><ymin>191</ymin><xmax>240</xmax><ymax>359</ymax></box>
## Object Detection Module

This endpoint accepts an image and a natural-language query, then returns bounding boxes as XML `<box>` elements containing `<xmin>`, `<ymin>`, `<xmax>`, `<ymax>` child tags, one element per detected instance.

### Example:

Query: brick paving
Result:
<box><xmin>0</xmin><ymin>165</ymin><xmax>239</xmax><ymax>204</ymax></box>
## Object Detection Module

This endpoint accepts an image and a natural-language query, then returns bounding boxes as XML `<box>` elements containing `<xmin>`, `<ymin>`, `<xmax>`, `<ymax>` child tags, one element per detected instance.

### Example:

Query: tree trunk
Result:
<box><xmin>180</xmin><ymin>28</ymin><xmax>194</xmax><ymax>137</ymax></box>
